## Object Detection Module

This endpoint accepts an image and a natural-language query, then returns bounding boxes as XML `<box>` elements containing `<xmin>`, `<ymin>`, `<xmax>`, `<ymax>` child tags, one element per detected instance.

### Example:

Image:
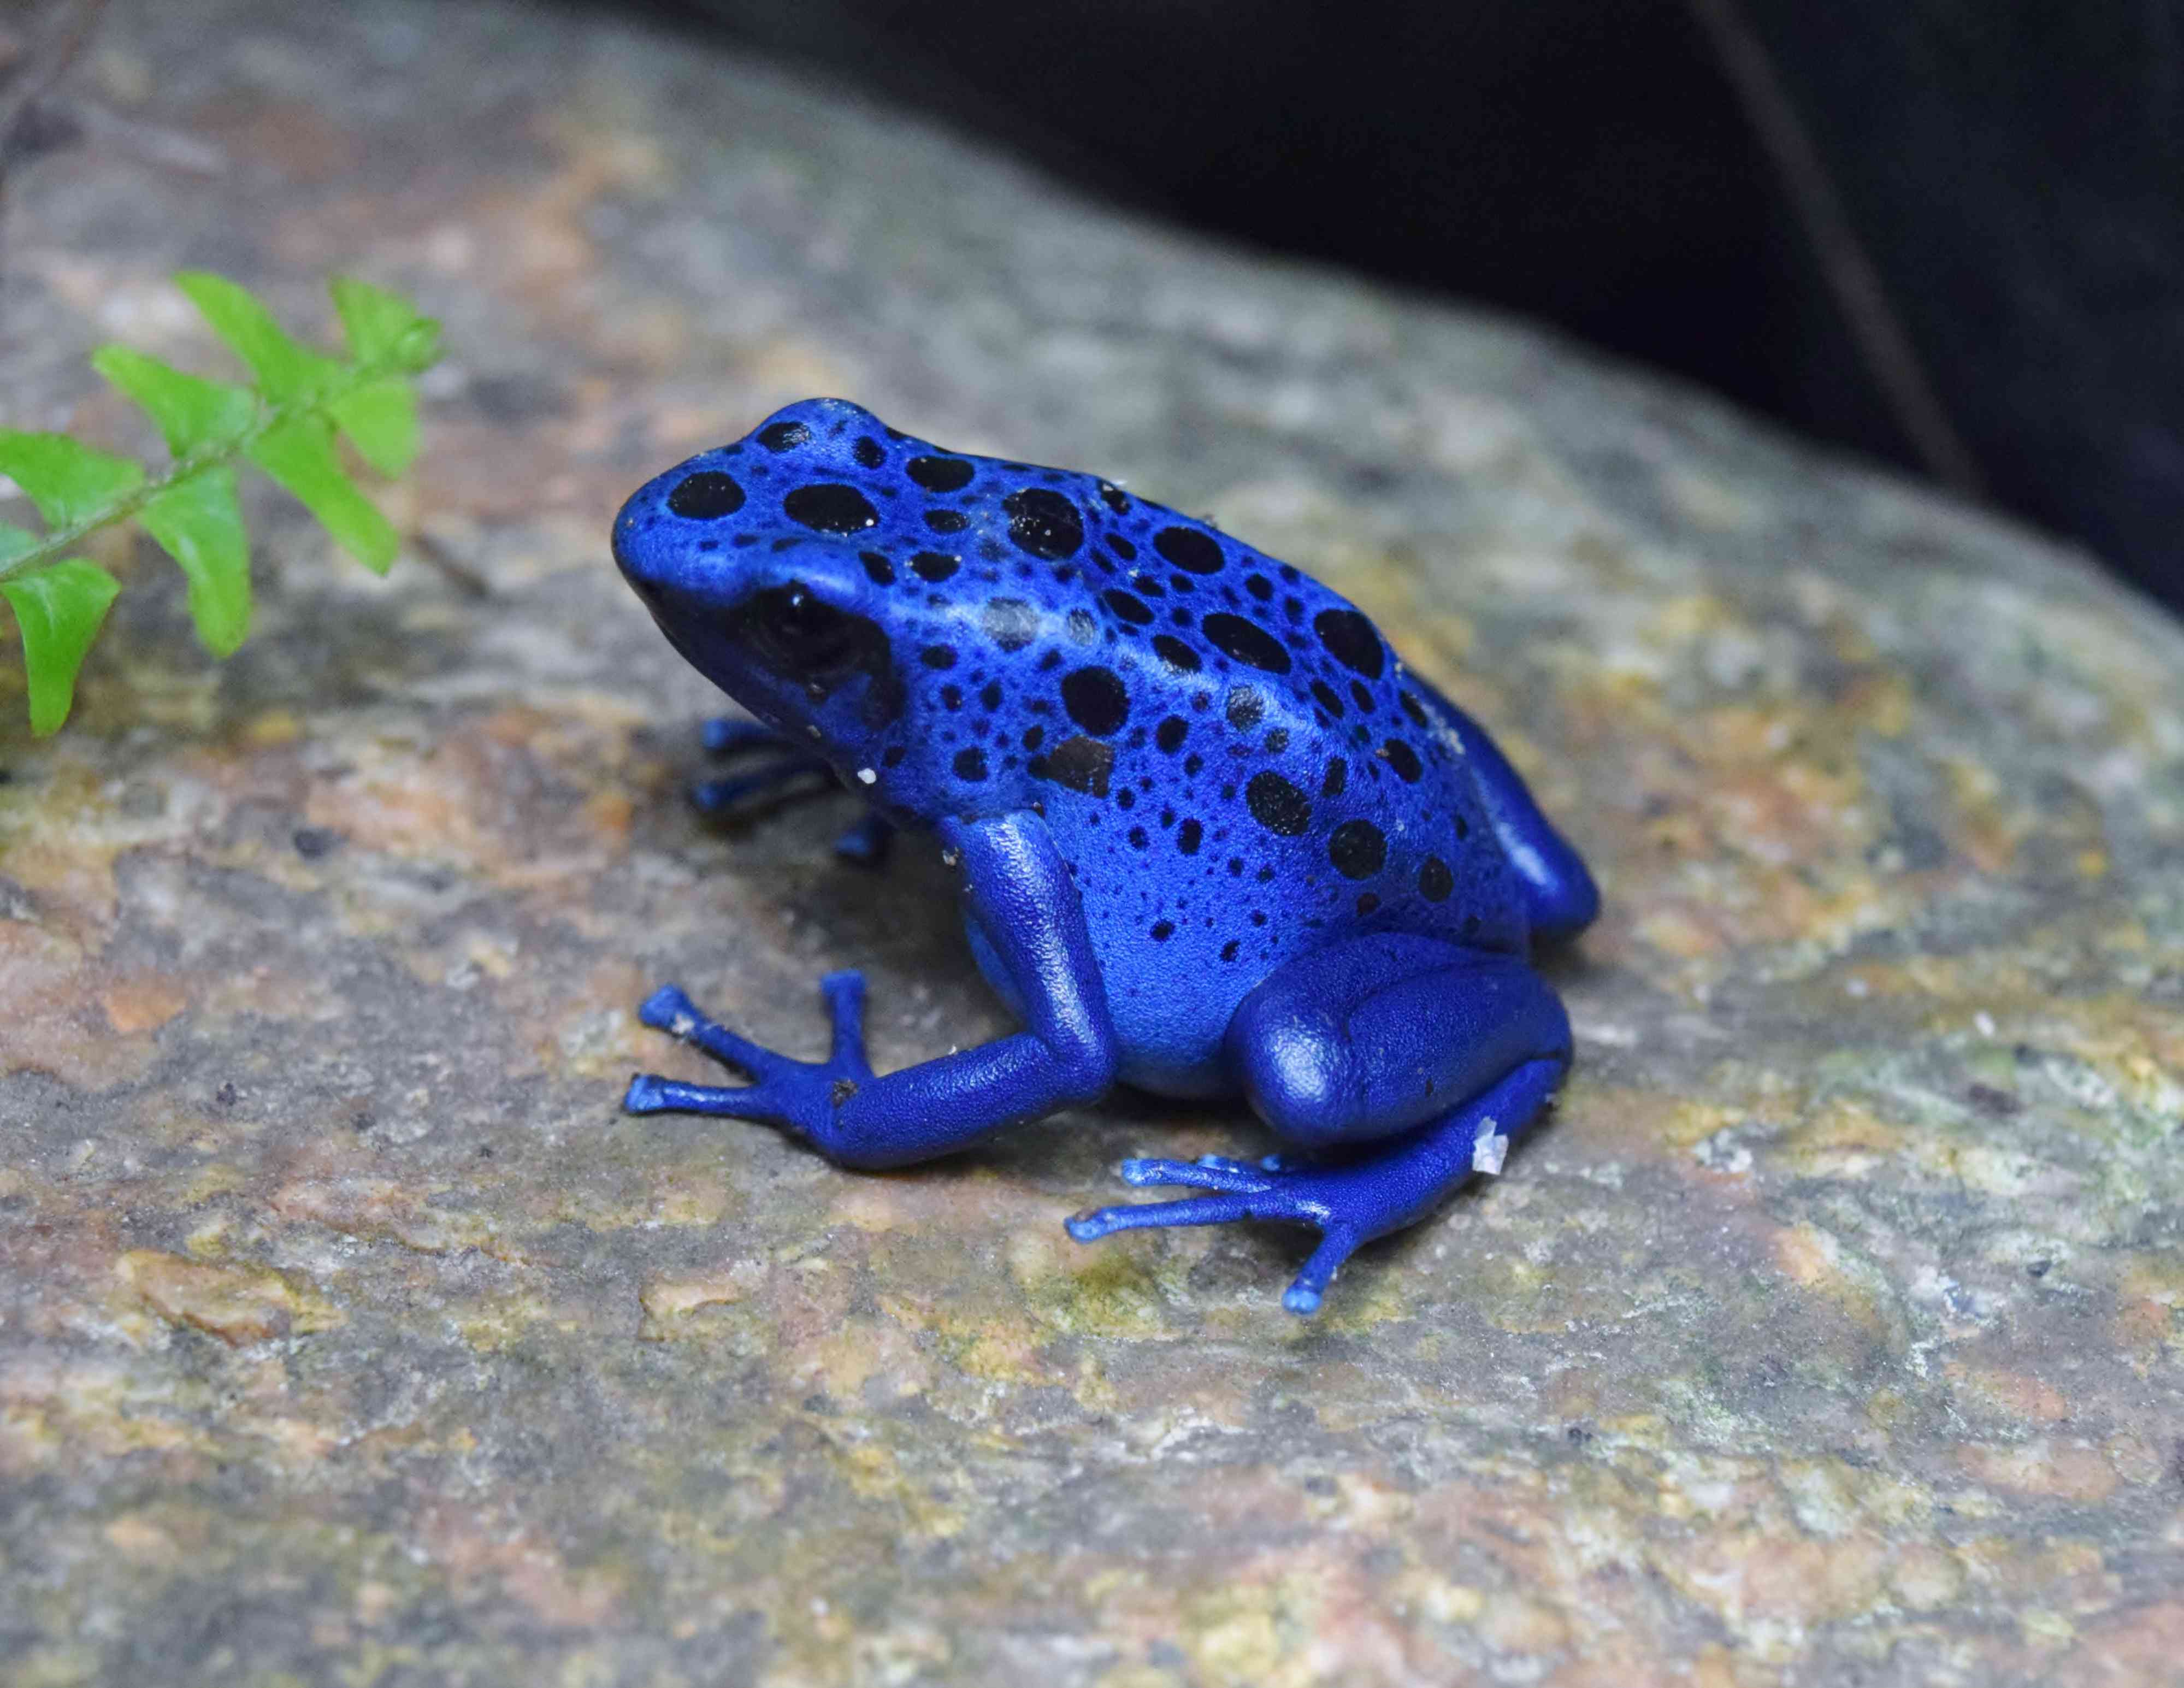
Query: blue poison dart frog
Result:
<box><xmin>611</xmin><ymin>398</ymin><xmax>1598</xmax><ymax>1314</ymax></box>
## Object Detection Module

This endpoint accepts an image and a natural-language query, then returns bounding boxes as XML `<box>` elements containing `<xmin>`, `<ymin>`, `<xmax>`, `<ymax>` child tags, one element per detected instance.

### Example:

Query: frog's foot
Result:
<box><xmin>623</xmin><ymin>973</ymin><xmax>874</xmax><ymax>1142</ymax></box>
<box><xmin>1067</xmin><ymin>1053</ymin><xmax>1568</xmax><ymax>1316</ymax></box>
<box><xmin>690</xmin><ymin>756</ymin><xmax>834</xmax><ymax>815</ymax></box>
<box><xmin>1067</xmin><ymin>1154</ymin><xmax>1375</xmax><ymax>1316</ymax></box>
<box><xmin>695</xmin><ymin>715</ymin><xmax>829</xmax><ymax>812</ymax></box>
<box><xmin>691</xmin><ymin>718</ymin><xmax>893</xmax><ymax>865</ymax></box>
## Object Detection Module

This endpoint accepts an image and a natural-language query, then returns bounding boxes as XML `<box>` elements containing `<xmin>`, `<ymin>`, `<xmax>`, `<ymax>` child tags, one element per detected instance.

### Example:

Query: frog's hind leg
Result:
<box><xmin>1067</xmin><ymin>934</ymin><xmax>1571</xmax><ymax>1314</ymax></box>
<box><xmin>1416</xmin><ymin>685</ymin><xmax>1598</xmax><ymax>942</ymax></box>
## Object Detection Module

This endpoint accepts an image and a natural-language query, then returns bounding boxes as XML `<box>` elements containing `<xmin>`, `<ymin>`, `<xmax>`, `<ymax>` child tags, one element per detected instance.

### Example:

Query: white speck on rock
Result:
<box><xmin>1473</xmin><ymin>1126</ymin><xmax>1509</xmax><ymax>1176</ymax></box>
<box><xmin>857</xmin><ymin>768</ymin><xmax>876</xmax><ymax>784</ymax></box>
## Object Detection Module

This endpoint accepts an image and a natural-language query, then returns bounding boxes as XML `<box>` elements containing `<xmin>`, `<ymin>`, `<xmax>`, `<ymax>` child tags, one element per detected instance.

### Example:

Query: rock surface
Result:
<box><xmin>3</xmin><ymin>3</ymin><xmax>2182</xmax><ymax>1684</ymax></box>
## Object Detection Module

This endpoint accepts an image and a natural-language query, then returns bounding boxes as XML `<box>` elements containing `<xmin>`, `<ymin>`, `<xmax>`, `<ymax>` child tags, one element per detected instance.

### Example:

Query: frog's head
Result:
<box><xmin>612</xmin><ymin>400</ymin><xmax>911</xmax><ymax>764</ymax></box>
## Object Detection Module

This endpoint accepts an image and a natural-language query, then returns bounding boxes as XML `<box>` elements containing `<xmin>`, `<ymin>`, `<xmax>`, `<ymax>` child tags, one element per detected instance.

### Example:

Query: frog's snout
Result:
<box><xmin>609</xmin><ymin>497</ymin><xmax>650</xmax><ymax>587</ymax></box>
<box><xmin>609</xmin><ymin>481</ymin><xmax>667</xmax><ymax>594</ymax></box>
<box><xmin>611</xmin><ymin>454</ymin><xmax>753</xmax><ymax>597</ymax></box>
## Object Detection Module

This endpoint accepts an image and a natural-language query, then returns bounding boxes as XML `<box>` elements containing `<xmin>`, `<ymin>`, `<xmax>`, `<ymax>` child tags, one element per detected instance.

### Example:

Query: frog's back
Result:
<box><xmin>984</xmin><ymin>486</ymin><xmax>1525</xmax><ymax>1093</ymax></box>
<box><xmin>689</xmin><ymin>400</ymin><xmax>1526</xmax><ymax>1094</ymax></box>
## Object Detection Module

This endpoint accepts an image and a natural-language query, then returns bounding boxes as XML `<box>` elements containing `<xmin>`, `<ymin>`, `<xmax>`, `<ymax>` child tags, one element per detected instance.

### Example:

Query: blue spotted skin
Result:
<box><xmin>612</xmin><ymin>398</ymin><xmax>1598</xmax><ymax>1313</ymax></box>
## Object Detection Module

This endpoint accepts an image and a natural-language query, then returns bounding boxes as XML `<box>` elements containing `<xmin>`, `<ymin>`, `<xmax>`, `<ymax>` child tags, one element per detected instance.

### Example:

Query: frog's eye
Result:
<box><xmin>727</xmin><ymin>583</ymin><xmax>875</xmax><ymax>683</ymax></box>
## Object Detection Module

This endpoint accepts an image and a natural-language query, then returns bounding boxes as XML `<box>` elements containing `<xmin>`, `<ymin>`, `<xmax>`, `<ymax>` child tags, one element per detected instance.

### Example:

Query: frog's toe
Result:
<box><xmin>1118</xmin><ymin>1155</ymin><xmax>1273</xmax><ymax>1194</ymax></box>
<box><xmin>1065</xmin><ymin>1192</ymin><xmax>1254</xmax><ymax>1241</ymax></box>
<box><xmin>817</xmin><ymin>969</ymin><xmax>871</xmax><ymax>1067</ymax></box>
<box><xmin>690</xmin><ymin>757</ymin><xmax>831</xmax><ymax>814</ymax></box>
<box><xmin>832</xmin><ymin>811</ymin><xmax>894</xmax><ymax>866</ymax></box>
<box><xmin>634</xmin><ymin>983</ymin><xmax>785</xmax><ymax>1081</ymax></box>
<box><xmin>700</xmin><ymin>717</ymin><xmax>784</xmax><ymax>755</ymax></box>
<box><xmin>1071</xmin><ymin>1158</ymin><xmax>1377</xmax><ymax>1315</ymax></box>
<box><xmin>689</xmin><ymin>776</ymin><xmax>745</xmax><ymax>814</ymax></box>
<box><xmin>1280</xmin><ymin>1231</ymin><xmax>1365</xmax><ymax>1318</ymax></box>
<box><xmin>624</xmin><ymin>1072</ymin><xmax>774</xmax><ymax>1118</ymax></box>
<box><xmin>637</xmin><ymin>983</ymin><xmax>701</xmax><ymax>1035</ymax></box>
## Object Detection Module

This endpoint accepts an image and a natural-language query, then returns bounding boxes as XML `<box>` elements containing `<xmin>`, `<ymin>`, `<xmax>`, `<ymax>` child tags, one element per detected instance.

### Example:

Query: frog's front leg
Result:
<box><xmin>624</xmin><ymin>811</ymin><xmax>1116</xmax><ymax>1167</ymax></box>
<box><xmin>1068</xmin><ymin>935</ymin><xmax>1571</xmax><ymax>1314</ymax></box>
<box><xmin>692</xmin><ymin>715</ymin><xmax>895</xmax><ymax>863</ymax></box>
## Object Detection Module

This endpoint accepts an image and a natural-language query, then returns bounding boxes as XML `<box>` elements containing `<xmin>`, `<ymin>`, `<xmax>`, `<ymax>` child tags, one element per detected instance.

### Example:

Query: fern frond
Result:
<box><xmin>0</xmin><ymin>272</ymin><xmax>442</xmax><ymax>734</ymax></box>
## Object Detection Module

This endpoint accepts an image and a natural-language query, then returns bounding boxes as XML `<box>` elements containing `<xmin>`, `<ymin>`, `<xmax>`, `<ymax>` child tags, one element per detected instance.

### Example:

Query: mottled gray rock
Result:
<box><xmin>2</xmin><ymin>2</ymin><xmax>2182</xmax><ymax>1685</ymax></box>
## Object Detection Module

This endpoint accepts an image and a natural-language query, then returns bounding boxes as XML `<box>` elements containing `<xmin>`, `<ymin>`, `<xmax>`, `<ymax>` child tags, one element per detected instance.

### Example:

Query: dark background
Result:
<box><xmin>636</xmin><ymin>0</ymin><xmax>2184</xmax><ymax>612</ymax></box>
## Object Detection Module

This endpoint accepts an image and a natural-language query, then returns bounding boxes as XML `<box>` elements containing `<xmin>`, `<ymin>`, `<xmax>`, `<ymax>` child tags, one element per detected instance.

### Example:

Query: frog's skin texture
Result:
<box><xmin>611</xmin><ymin>398</ymin><xmax>1598</xmax><ymax>1313</ymax></box>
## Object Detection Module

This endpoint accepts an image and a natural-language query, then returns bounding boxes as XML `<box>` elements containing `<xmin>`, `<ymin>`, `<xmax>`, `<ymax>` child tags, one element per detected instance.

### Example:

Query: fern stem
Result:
<box><xmin>0</xmin><ymin>341</ymin><xmax>435</xmax><ymax>588</ymax></box>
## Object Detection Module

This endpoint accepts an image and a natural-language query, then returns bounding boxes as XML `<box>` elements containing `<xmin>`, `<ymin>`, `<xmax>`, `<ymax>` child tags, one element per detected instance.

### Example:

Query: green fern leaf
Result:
<box><xmin>327</xmin><ymin>378</ymin><xmax>418</xmax><ymax>477</ymax></box>
<box><xmin>91</xmin><ymin>346</ymin><xmax>256</xmax><ymax>459</ymax></box>
<box><xmin>330</xmin><ymin>275</ymin><xmax>439</xmax><ymax>369</ymax></box>
<box><xmin>247</xmin><ymin>415</ymin><xmax>398</xmax><ymax>574</ymax></box>
<box><xmin>0</xmin><ymin>430</ymin><xmax>144</xmax><ymax>529</ymax></box>
<box><xmin>1</xmin><ymin>557</ymin><xmax>121</xmax><ymax>735</ymax></box>
<box><xmin>0</xmin><ymin>267</ymin><xmax>444</xmax><ymax>735</ymax></box>
<box><xmin>176</xmin><ymin>272</ymin><xmax>340</xmax><ymax>404</ymax></box>
<box><xmin>139</xmin><ymin>467</ymin><xmax>251</xmax><ymax>656</ymax></box>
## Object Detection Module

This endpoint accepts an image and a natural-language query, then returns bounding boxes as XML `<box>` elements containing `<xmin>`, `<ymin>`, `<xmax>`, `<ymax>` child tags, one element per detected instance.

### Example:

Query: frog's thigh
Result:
<box><xmin>1224</xmin><ymin>933</ymin><xmax>1571</xmax><ymax>1149</ymax></box>
<box><xmin>1421</xmin><ymin>687</ymin><xmax>1599</xmax><ymax>941</ymax></box>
